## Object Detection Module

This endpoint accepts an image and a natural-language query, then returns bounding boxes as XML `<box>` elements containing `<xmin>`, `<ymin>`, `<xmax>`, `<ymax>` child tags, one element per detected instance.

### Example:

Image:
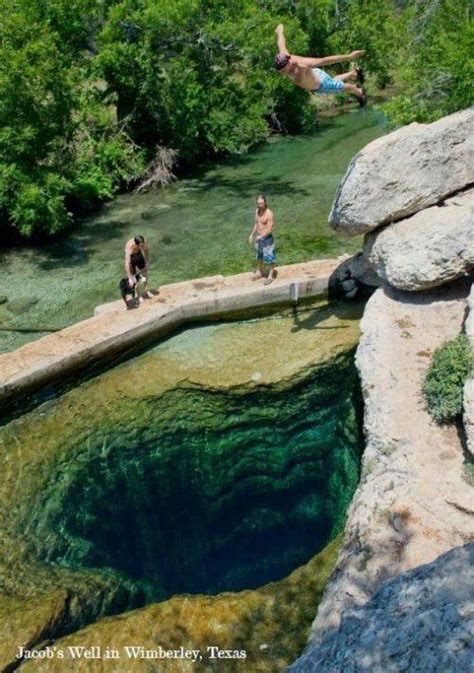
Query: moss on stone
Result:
<box><xmin>20</xmin><ymin>538</ymin><xmax>341</xmax><ymax>673</ymax></box>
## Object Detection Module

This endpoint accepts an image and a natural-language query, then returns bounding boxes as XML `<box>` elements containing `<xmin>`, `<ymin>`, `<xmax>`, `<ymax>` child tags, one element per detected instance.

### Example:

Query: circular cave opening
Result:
<box><xmin>43</xmin><ymin>352</ymin><xmax>363</xmax><ymax>602</ymax></box>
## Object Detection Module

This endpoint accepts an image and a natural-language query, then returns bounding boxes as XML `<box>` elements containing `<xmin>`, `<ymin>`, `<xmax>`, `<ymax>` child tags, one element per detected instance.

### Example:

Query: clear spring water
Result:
<box><xmin>45</xmin><ymin>359</ymin><xmax>361</xmax><ymax>601</ymax></box>
<box><xmin>1</xmin><ymin>304</ymin><xmax>363</xmax><ymax>603</ymax></box>
<box><xmin>0</xmin><ymin>109</ymin><xmax>385</xmax><ymax>353</ymax></box>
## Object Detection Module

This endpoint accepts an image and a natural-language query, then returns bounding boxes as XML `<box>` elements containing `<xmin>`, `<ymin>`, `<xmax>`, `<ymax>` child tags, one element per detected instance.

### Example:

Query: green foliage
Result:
<box><xmin>423</xmin><ymin>335</ymin><xmax>473</xmax><ymax>424</ymax></box>
<box><xmin>0</xmin><ymin>0</ymin><xmax>472</xmax><ymax>238</ymax></box>
<box><xmin>383</xmin><ymin>0</ymin><xmax>474</xmax><ymax>125</ymax></box>
<box><xmin>69</xmin><ymin>79</ymin><xmax>145</xmax><ymax>211</ymax></box>
<box><xmin>296</xmin><ymin>0</ymin><xmax>339</xmax><ymax>55</ymax></box>
<box><xmin>463</xmin><ymin>462</ymin><xmax>474</xmax><ymax>487</ymax></box>
<box><xmin>0</xmin><ymin>3</ymin><xmax>74</xmax><ymax>235</ymax></box>
<box><xmin>0</xmin><ymin>0</ymin><xmax>143</xmax><ymax>237</ymax></box>
<box><xmin>328</xmin><ymin>0</ymin><xmax>399</xmax><ymax>87</ymax></box>
<box><xmin>97</xmin><ymin>0</ymin><xmax>314</xmax><ymax>163</ymax></box>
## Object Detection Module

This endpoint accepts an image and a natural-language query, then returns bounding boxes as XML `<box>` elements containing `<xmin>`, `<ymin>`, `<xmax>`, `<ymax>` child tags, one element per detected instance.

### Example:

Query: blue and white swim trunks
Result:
<box><xmin>312</xmin><ymin>68</ymin><xmax>344</xmax><ymax>94</ymax></box>
<box><xmin>255</xmin><ymin>234</ymin><xmax>276</xmax><ymax>265</ymax></box>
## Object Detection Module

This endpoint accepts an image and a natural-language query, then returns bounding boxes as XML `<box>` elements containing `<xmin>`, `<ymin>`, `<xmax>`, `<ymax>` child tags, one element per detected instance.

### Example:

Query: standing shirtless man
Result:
<box><xmin>124</xmin><ymin>234</ymin><xmax>154</xmax><ymax>302</ymax></box>
<box><xmin>275</xmin><ymin>24</ymin><xmax>366</xmax><ymax>106</ymax></box>
<box><xmin>248</xmin><ymin>194</ymin><xmax>277</xmax><ymax>285</ymax></box>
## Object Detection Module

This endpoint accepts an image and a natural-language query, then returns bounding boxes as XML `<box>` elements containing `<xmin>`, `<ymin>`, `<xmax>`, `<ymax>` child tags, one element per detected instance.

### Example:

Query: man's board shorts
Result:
<box><xmin>255</xmin><ymin>234</ymin><xmax>276</xmax><ymax>265</ymax></box>
<box><xmin>130</xmin><ymin>250</ymin><xmax>146</xmax><ymax>272</ymax></box>
<box><xmin>312</xmin><ymin>68</ymin><xmax>344</xmax><ymax>94</ymax></box>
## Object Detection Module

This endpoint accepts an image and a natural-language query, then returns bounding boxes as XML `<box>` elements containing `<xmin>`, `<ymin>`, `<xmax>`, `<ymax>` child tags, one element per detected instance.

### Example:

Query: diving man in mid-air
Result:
<box><xmin>275</xmin><ymin>24</ymin><xmax>367</xmax><ymax>106</ymax></box>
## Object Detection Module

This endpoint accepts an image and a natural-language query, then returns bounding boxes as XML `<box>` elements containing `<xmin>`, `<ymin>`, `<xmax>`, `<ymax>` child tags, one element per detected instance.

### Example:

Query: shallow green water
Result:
<box><xmin>0</xmin><ymin>109</ymin><xmax>385</xmax><ymax>353</ymax></box>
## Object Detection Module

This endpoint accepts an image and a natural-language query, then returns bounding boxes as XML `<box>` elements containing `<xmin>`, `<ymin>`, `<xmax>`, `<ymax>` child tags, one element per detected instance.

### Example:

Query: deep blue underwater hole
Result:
<box><xmin>46</xmin><ymin>351</ymin><xmax>363</xmax><ymax>601</ymax></box>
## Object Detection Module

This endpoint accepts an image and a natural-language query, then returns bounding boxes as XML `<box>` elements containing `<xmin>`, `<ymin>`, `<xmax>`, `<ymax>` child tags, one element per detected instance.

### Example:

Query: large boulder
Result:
<box><xmin>329</xmin><ymin>108</ymin><xmax>474</xmax><ymax>236</ymax></box>
<box><xmin>364</xmin><ymin>188</ymin><xmax>474</xmax><ymax>291</ymax></box>
<box><xmin>287</xmin><ymin>543</ymin><xmax>474</xmax><ymax>673</ymax></box>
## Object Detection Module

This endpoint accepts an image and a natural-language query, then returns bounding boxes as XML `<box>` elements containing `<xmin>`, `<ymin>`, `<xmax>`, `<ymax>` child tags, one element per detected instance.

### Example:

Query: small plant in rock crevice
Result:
<box><xmin>423</xmin><ymin>334</ymin><xmax>473</xmax><ymax>424</ymax></box>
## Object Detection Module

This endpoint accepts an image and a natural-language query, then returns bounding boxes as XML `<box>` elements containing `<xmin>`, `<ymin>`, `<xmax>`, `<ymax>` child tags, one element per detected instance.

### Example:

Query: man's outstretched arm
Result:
<box><xmin>290</xmin><ymin>50</ymin><xmax>365</xmax><ymax>68</ymax></box>
<box><xmin>275</xmin><ymin>23</ymin><xmax>289</xmax><ymax>54</ymax></box>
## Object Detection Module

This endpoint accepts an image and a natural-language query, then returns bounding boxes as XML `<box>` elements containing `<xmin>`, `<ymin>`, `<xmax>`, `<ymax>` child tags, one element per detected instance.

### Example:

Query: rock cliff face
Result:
<box><xmin>329</xmin><ymin>108</ymin><xmax>474</xmax><ymax>235</ymax></box>
<box><xmin>289</xmin><ymin>109</ymin><xmax>474</xmax><ymax>672</ymax></box>
<box><xmin>288</xmin><ymin>543</ymin><xmax>474</xmax><ymax>673</ymax></box>
<box><xmin>298</xmin><ymin>280</ymin><xmax>473</xmax><ymax>651</ymax></box>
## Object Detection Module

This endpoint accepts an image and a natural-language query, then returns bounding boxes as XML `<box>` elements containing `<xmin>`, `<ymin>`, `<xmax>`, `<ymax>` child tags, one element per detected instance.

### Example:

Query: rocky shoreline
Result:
<box><xmin>290</xmin><ymin>108</ymin><xmax>473</xmax><ymax>671</ymax></box>
<box><xmin>290</xmin><ymin>280</ymin><xmax>472</xmax><ymax>668</ymax></box>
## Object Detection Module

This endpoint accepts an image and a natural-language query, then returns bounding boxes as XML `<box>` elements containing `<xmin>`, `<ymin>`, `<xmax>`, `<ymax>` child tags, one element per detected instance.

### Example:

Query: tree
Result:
<box><xmin>383</xmin><ymin>0</ymin><xmax>474</xmax><ymax>124</ymax></box>
<box><xmin>0</xmin><ymin>0</ymin><xmax>143</xmax><ymax>237</ymax></box>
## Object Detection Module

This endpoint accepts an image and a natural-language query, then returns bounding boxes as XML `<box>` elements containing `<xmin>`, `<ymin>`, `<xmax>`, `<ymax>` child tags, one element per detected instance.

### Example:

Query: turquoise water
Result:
<box><xmin>0</xmin><ymin>109</ymin><xmax>385</xmax><ymax>353</ymax></box>
<box><xmin>1</xmin><ymin>304</ymin><xmax>363</xmax><ymax>604</ymax></box>
<box><xmin>33</xmin><ymin>354</ymin><xmax>362</xmax><ymax>602</ymax></box>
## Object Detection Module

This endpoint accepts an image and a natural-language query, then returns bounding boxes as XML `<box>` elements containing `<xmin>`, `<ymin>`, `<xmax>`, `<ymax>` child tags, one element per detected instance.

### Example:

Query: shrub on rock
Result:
<box><xmin>423</xmin><ymin>334</ymin><xmax>473</xmax><ymax>423</ymax></box>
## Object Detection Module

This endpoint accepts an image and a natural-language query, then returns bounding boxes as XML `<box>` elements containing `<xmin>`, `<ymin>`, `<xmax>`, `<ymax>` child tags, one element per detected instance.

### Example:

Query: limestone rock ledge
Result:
<box><xmin>287</xmin><ymin>543</ymin><xmax>474</xmax><ymax>673</ymax></box>
<box><xmin>292</xmin><ymin>278</ymin><xmax>473</xmax><ymax>657</ymax></box>
<box><xmin>329</xmin><ymin>107</ymin><xmax>474</xmax><ymax>235</ymax></box>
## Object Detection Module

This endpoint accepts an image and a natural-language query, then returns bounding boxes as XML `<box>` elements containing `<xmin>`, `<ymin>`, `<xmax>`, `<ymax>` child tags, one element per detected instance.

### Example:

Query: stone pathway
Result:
<box><xmin>0</xmin><ymin>259</ymin><xmax>341</xmax><ymax>408</ymax></box>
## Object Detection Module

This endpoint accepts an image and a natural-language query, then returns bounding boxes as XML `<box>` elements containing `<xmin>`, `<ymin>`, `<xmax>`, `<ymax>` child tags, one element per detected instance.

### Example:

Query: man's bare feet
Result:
<box><xmin>144</xmin><ymin>290</ymin><xmax>155</xmax><ymax>299</ymax></box>
<box><xmin>252</xmin><ymin>271</ymin><xmax>263</xmax><ymax>280</ymax></box>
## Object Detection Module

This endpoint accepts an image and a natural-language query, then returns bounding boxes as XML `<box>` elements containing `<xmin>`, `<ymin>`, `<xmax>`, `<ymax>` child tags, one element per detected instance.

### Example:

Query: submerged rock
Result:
<box><xmin>19</xmin><ymin>540</ymin><xmax>341</xmax><ymax>673</ymax></box>
<box><xmin>364</xmin><ymin>188</ymin><xmax>474</xmax><ymax>290</ymax></box>
<box><xmin>329</xmin><ymin>108</ymin><xmax>474</xmax><ymax>235</ymax></box>
<box><xmin>7</xmin><ymin>297</ymin><xmax>39</xmax><ymax>315</ymax></box>
<box><xmin>287</xmin><ymin>543</ymin><xmax>474</xmax><ymax>673</ymax></box>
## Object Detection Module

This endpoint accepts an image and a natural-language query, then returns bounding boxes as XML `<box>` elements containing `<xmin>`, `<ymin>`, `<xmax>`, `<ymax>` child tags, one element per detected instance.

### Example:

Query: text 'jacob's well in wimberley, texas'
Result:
<box><xmin>17</xmin><ymin>645</ymin><xmax>248</xmax><ymax>663</ymax></box>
